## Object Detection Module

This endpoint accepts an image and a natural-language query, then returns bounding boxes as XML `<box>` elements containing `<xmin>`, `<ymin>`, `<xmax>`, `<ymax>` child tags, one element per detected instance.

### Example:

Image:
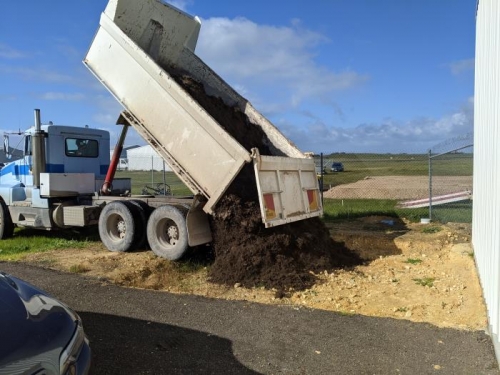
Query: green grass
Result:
<box><xmin>421</xmin><ymin>226</ymin><xmax>443</xmax><ymax>234</ymax></box>
<box><xmin>413</xmin><ymin>277</ymin><xmax>435</xmax><ymax>287</ymax></box>
<box><xmin>0</xmin><ymin>228</ymin><xmax>99</xmax><ymax>261</ymax></box>
<box><xmin>322</xmin><ymin>199</ymin><xmax>399</xmax><ymax>221</ymax></box>
<box><xmin>317</xmin><ymin>152</ymin><xmax>472</xmax><ymax>188</ymax></box>
<box><xmin>321</xmin><ymin>198</ymin><xmax>471</xmax><ymax>224</ymax></box>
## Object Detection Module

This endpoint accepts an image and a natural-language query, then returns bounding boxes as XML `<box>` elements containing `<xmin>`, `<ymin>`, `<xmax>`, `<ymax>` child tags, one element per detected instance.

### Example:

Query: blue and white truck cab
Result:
<box><xmin>0</xmin><ymin>110</ymin><xmax>130</xmax><ymax>233</ymax></box>
<box><xmin>0</xmin><ymin>124</ymin><xmax>110</xmax><ymax>192</ymax></box>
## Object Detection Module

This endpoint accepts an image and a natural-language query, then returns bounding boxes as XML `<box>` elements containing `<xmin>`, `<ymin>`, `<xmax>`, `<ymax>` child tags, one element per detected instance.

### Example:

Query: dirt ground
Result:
<box><xmin>21</xmin><ymin>216</ymin><xmax>487</xmax><ymax>331</ymax></box>
<box><xmin>323</xmin><ymin>175</ymin><xmax>473</xmax><ymax>200</ymax></box>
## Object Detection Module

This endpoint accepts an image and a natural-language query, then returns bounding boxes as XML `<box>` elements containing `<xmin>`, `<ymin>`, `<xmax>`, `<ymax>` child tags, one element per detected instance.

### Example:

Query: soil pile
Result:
<box><xmin>171</xmin><ymin>72</ymin><xmax>361</xmax><ymax>295</ymax></box>
<box><xmin>209</xmin><ymin>194</ymin><xmax>361</xmax><ymax>296</ymax></box>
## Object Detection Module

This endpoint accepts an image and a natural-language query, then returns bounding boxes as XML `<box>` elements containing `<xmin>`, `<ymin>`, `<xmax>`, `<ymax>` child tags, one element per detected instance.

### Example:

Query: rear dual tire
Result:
<box><xmin>147</xmin><ymin>205</ymin><xmax>188</xmax><ymax>261</ymax></box>
<box><xmin>98</xmin><ymin>201</ymin><xmax>188</xmax><ymax>260</ymax></box>
<box><xmin>98</xmin><ymin>201</ymin><xmax>138</xmax><ymax>252</ymax></box>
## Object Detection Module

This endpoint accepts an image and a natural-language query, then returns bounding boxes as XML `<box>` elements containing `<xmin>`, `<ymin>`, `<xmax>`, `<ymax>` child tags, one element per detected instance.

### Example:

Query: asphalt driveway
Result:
<box><xmin>1</xmin><ymin>262</ymin><xmax>498</xmax><ymax>375</ymax></box>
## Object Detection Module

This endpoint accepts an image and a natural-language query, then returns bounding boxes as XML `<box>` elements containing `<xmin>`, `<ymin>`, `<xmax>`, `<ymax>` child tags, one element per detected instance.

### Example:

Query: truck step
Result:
<box><xmin>10</xmin><ymin>199</ymin><xmax>32</xmax><ymax>207</ymax></box>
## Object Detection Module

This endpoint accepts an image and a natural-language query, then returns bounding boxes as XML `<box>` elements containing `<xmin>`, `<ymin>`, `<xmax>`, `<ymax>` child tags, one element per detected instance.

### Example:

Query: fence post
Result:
<box><xmin>163</xmin><ymin>160</ymin><xmax>167</xmax><ymax>195</ymax></box>
<box><xmin>320</xmin><ymin>152</ymin><xmax>324</xmax><ymax>206</ymax></box>
<box><xmin>151</xmin><ymin>155</ymin><xmax>154</xmax><ymax>185</ymax></box>
<box><xmin>428</xmin><ymin>149</ymin><xmax>432</xmax><ymax>221</ymax></box>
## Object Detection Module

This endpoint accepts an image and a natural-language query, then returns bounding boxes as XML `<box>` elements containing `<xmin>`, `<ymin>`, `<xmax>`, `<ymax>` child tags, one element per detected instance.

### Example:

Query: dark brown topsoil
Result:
<box><xmin>171</xmin><ymin>71</ymin><xmax>361</xmax><ymax>296</ymax></box>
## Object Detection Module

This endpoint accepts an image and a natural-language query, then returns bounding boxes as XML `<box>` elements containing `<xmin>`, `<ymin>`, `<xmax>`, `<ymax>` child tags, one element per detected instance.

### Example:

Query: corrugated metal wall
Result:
<box><xmin>473</xmin><ymin>0</ymin><xmax>500</xmax><ymax>361</ymax></box>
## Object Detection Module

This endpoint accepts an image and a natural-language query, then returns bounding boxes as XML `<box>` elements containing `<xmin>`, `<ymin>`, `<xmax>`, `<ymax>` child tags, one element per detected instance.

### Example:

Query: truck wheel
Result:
<box><xmin>147</xmin><ymin>205</ymin><xmax>188</xmax><ymax>260</ymax></box>
<box><xmin>0</xmin><ymin>201</ymin><xmax>14</xmax><ymax>239</ymax></box>
<box><xmin>98</xmin><ymin>201</ymin><xmax>136</xmax><ymax>252</ymax></box>
<box><xmin>129</xmin><ymin>200</ymin><xmax>150</xmax><ymax>249</ymax></box>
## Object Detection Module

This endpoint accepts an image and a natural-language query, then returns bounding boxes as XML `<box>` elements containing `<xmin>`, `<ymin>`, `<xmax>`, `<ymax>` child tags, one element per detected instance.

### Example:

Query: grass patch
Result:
<box><xmin>322</xmin><ymin>199</ymin><xmax>399</xmax><ymax>221</ymax></box>
<box><xmin>0</xmin><ymin>227</ymin><xmax>99</xmax><ymax>261</ymax></box>
<box><xmin>405</xmin><ymin>258</ymin><xmax>422</xmax><ymax>265</ymax></box>
<box><xmin>174</xmin><ymin>260</ymin><xmax>207</xmax><ymax>274</ymax></box>
<box><xmin>69</xmin><ymin>264</ymin><xmax>90</xmax><ymax>274</ymax></box>
<box><xmin>421</xmin><ymin>226</ymin><xmax>442</xmax><ymax>234</ymax></box>
<box><xmin>413</xmin><ymin>277</ymin><xmax>435</xmax><ymax>287</ymax></box>
<box><xmin>115</xmin><ymin>170</ymin><xmax>191</xmax><ymax>196</ymax></box>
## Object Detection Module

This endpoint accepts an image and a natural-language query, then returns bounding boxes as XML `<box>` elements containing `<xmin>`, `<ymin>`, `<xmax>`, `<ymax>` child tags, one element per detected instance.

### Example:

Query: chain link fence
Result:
<box><xmin>427</xmin><ymin>133</ymin><xmax>473</xmax><ymax>223</ymax></box>
<box><xmin>316</xmin><ymin>134</ymin><xmax>473</xmax><ymax>223</ymax></box>
<box><xmin>114</xmin><ymin>155</ymin><xmax>190</xmax><ymax>196</ymax></box>
<box><xmin>117</xmin><ymin>142</ymin><xmax>473</xmax><ymax>224</ymax></box>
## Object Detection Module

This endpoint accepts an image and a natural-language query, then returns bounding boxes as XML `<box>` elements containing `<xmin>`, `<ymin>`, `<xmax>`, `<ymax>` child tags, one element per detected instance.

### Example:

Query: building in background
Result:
<box><xmin>473</xmin><ymin>0</ymin><xmax>500</xmax><ymax>365</ymax></box>
<box><xmin>109</xmin><ymin>145</ymin><xmax>140</xmax><ymax>171</ymax></box>
<box><xmin>126</xmin><ymin>145</ymin><xmax>172</xmax><ymax>171</ymax></box>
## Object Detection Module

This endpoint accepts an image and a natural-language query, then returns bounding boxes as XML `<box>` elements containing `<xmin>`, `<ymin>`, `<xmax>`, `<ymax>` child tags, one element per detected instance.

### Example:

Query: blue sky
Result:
<box><xmin>1</xmin><ymin>0</ymin><xmax>475</xmax><ymax>153</ymax></box>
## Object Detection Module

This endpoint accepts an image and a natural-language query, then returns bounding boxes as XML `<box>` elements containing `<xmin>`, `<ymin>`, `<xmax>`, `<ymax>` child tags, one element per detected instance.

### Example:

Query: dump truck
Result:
<box><xmin>0</xmin><ymin>0</ymin><xmax>322</xmax><ymax>260</ymax></box>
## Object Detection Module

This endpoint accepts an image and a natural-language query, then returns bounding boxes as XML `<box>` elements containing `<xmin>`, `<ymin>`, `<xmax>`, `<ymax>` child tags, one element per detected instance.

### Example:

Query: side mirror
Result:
<box><xmin>3</xmin><ymin>134</ymin><xmax>11</xmax><ymax>159</ymax></box>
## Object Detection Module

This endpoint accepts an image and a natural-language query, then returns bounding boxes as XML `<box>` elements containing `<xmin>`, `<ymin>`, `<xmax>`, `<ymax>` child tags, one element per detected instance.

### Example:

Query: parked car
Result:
<box><xmin>0</xmin><ymin>271</ymin><xmax>91</xmax><ymax>375</ymax></box>
<box><xmin>330</xmin><ymin>162</ymin><xmax>344</xmax><ymax>172</ymax></box>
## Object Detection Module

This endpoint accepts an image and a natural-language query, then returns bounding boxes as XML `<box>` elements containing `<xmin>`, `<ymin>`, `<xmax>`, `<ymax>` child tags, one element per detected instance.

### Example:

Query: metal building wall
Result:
<box><xmin>473</xmin><ymin>0</ymin><xmax>500</xmax><ymax>360</ymax></box>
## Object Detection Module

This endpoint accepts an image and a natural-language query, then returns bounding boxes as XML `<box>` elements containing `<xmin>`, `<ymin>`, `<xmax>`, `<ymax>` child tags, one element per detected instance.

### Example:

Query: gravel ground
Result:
<box><xmin>324</xmin><ymin>175</ymin><xmax>473</xmax><ymax>200</ymax></box>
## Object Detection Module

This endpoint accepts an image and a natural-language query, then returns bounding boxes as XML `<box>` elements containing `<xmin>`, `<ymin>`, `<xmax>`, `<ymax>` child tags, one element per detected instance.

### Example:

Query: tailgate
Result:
<box><xmin>252</xmin><ymin>150</ymin><xmax>323</xmax><ymax>227</ymax></box>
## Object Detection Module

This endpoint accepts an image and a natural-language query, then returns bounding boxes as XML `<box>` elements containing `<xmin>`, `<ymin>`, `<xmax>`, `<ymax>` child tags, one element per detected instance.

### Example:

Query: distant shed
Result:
<box><xmin>126</xmin><ymin>145</ymin><xmax>172</xmax><ymax>171</ymax></box>
<box><xmin>473</xmin><ymin>0</ymin><xmax>500</xmax><ymax>364</ymax></box>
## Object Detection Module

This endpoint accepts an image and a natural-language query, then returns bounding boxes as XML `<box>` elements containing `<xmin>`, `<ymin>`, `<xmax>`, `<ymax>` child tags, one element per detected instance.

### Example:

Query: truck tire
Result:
<box><xmin>147</xmin><ymin>205</ymin><xmax>188</xmax><ymax>260</ymax></box>
<box><xmin>129</xmin><ymin>200</ymin><xmax>150</xmax><ymax>249</ymax></box>
<box><xmin>98</xmin><ymin>201</ymin><xmax>136</xmax><ymax>252</ymax></box>
<box><xmin>0</xmin><ymin>201</ymin><xmax>14</xmax><ymax>239</ymax></box>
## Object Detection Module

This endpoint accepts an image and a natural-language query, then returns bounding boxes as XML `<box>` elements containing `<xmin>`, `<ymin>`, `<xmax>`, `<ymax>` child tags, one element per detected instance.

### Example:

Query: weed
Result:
<box><xmin>391</xmin><ymin>278</ymin><xmax>399</xmax><ymax>283</ymax></box>
<box><xmin>421</xmin><ymin>226</ymin><xmax>442</xmax><ymax>234</ymax></box>
<box><xmin>405</xmin><ymin>258</ymin><xmax>422</xmax><ymax>265</ymax></box>
<box><xmin>395</xmin><ymin>307</ymin><xmax>408</xmax><ymax>313</ymax></box>
<box><xmin>69</xmin><ymin>264</ymin><xmax>90</xmax><ymax>274</ymax></box>
<box><xmin>413</xmin><ymin>277</ymin><xmax>435</xmax><ymax>287</ymax></box>
<box><xmin>175</xmin><ymin>261</ymin><xmax>206</xmax><ymax>273</ymax></box>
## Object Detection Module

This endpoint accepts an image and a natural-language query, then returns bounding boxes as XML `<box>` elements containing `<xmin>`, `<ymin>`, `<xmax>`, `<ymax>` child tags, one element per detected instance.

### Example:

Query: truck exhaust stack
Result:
<box><xmin>32</xmin><ymin>109</ymin><xmax>46</xmax><ymax>189</ymax></box>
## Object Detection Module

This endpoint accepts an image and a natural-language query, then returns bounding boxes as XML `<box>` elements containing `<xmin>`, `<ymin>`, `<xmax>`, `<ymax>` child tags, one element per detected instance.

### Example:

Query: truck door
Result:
<box><xmin>22</xmin><ymin>135</ymin><xmax>32</xmax><ymax>187</ymax></box>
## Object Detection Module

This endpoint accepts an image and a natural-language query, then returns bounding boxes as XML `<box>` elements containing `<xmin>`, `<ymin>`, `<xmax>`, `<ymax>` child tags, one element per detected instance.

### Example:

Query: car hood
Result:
<box><xmin>0</xmin><ymin>272</ymin><xmax>78</xmax><ymax>374</ymax></box>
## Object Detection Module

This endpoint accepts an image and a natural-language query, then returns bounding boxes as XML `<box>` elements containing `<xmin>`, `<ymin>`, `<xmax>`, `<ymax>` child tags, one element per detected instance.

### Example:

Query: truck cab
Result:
<box><xmin>1</xmin><ymin>125</ymin><xmax>110</xmax><ymax>189</ymax></box>
<box><xmin>0</xmin><ymin>119</ymin><xmax>117</xmax><ymax>232</ymax></box>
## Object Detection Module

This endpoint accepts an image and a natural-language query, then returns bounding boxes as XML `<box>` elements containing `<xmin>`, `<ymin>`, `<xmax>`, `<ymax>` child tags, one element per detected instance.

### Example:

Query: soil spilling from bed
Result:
<box><xmin>171</xmin><ymin>72</ymin><xmax>362</xmax><ymax>296</ymax></box>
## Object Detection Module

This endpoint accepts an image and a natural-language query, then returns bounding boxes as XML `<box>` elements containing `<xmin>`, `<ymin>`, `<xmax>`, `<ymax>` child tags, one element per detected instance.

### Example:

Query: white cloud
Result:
<box><xmin>448</xmin><ymin>58</ymin><xmax>474</xmax><ymax>75</ymax></box>
<box><xmin>0</xmin><ymin>64</ymin><xmax>77</xmax><ymax>84</ymax></box>
<box><xmin>38</xmin><ymin>92</ymin><xmax>86</xmax><ymax>101</ymax></box>
<box><xmin>0</xmin><ymin>43</ymin><xmax>26</xmax><ymax>59</ymax></box>
<box><xmin>196</xmin><ymin>17</ymin><xmax>368</xmax><ymax>106</ymax></box>
<box><xmin>280</xmin><ymin>98</ymin><xmax>474</xmax><ymax>154</ymax></box>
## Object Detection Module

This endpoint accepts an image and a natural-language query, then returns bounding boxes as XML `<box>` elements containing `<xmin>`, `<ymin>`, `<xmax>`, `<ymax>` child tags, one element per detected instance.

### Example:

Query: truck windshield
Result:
<box><xmin>66</xmin><ymin>138</ymin><xmax>98</xmax><ymax>158</ymax></box>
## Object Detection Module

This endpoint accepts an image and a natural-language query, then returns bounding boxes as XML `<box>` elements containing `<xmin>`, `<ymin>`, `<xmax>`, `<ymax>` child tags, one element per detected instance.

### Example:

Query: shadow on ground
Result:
<box><xmin>326</xmin><ymin>216</ymin><xmax>409</xmax><ymax>261</ymax></box>
<box><xmin>79</xmin><ymin>312</ymin><xmax>258</xmax><ymax>375</ymax></box>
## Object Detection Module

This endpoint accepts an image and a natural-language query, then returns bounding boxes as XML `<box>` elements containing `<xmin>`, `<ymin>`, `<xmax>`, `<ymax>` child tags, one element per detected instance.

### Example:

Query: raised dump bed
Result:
<box><xmin>84</xmin><ymin>0</ymin><xmax>322</xmax><ymax>227</ymax></box>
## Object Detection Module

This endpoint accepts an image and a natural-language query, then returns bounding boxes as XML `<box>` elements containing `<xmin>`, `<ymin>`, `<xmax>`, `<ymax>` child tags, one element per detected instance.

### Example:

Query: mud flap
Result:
<box><xmin>186</xmin><ymin>195</ymin><xmax>212</xmax><ymax>246</ymax></box>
